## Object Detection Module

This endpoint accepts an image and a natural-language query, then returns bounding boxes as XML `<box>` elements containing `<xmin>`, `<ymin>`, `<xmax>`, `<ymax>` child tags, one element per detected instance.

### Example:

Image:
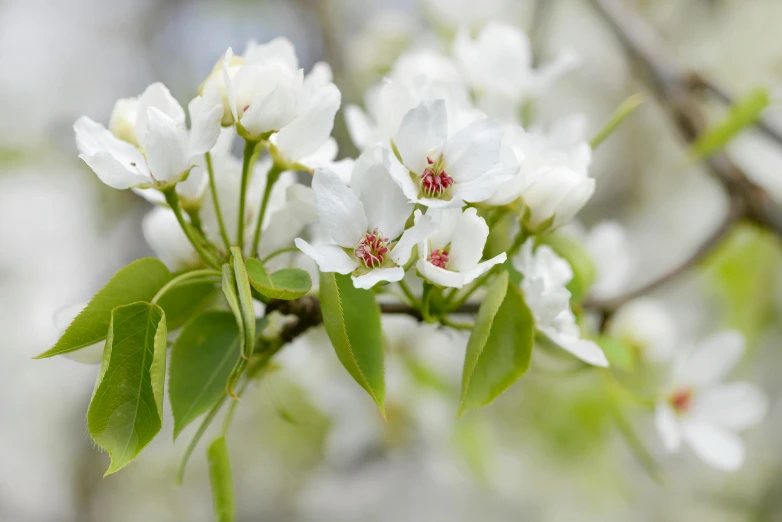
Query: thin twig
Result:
<box><xmin>585</xmin><ymin>196</ymin><xmax>744</xmax><ymax>312</ymax></box>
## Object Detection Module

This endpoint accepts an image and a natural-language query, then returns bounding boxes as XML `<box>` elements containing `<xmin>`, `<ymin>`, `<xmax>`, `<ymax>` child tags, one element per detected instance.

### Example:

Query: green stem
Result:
<box><xmin>262</xmin><ymin>246</ymin><xmax>300</xmax><ymax>263</ymax></box>
<box><xmin>439</xmin><ymin>315</ymin><xmax>474</xmax><ymax>330</ymax></box>
<box><xmin>205</xmin><ymin>152</ymin><xmax>232</xmax><ymax>251</ymax></box>
<box><xmin>250</xmin><ymin>163</ymin><xmax>284</xmax><ymax>258</ymax></box>
<box><xmin>397</xmin><ymin>279</ymin><xmax>421</xmax><ymax>309</ymax></box>
<box><xmin>237</xmin><ymin>140</ymin><xmax>258</xmax><ymax>251</ymax></box>
<box><xmin>186</xmin><ymin>208</ymin><xmax>203</xmax><ymax>232</ymax></box>
<box><xmin>163</xmin><ymin>188</ymin><xmax>221</xmax><ymax>269</ymax></box>
<box><xmin>421</xmin><ymin>282</ymin><xmax>434</xmax><ymax>322</ymax></box>
<box><xmin>448</xmin><ymin>271</ymin><xmax>493</xmax><ymax>311</ymax></box>
<box><xmin>590</xmin><ymin>93</ymin><xmax>646</xmax><ymax>149</ymax></box>
<box><xmin>151</xmin><ymin>269</ymin><xmax>221</xmax><ymax>304</ymax></box>
<box><xmin>508</xmin><ymin>227</ymin><xmax>532</xmax><ymax>258</ymax></box>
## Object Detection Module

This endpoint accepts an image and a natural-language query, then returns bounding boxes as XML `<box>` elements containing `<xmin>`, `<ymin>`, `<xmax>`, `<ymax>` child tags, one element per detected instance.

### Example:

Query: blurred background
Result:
<box><xmin>2</xmin><ymin>0</ymin><xmax>782</xmax><ymax>520</ymax></box>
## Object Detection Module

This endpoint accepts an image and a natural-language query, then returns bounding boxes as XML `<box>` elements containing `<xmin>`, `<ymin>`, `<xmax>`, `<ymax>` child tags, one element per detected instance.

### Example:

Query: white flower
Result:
<box><xmin>384</xmin><ymin>99</ymin><xmax>509</xmax><ymax>207</ymax></box>
<box><xmin>607</xmin><ymin>298</ymin><xmax>677</xmax><ymax>363</ymax></box>
<box><xmin>655</xmin><ymin>331</ymin><xmax>768</xmax><ymax>470</ymax></box>
<box><xmin>514</xmin><ymin>239</ymin><xmax>608</xmax><ymax>367</ymax></box>
<box><xmin>200</xmin><ymin>39</ymin><xmax>341</xmax><ymax>161</ymax></box>
<box><xmin>454</xmin><ymin>22</ymin><xmax>579</xmax><ymax>122</ymax></box>
<box><xmin>581</xmin><ymin>221</ymin><xmax>635</xmax><ymax>300</ymax></box>
<box><xmin>295</xmin><ymin>148</ymin><xmax>437</xmax><ymax>289</ymax></box>
<box><xmin>344</xmin><ymin>52</ymin><xmax>470</xmax><ymax>151</ymax></box>
<box><xmin>142</xmin><ymin>207</ymin><xmax>201</xmax><ymax>271</ymax></box>
<box><xmin>74</xmin><ymin>82</ymin><xmax>222</xmax><ymax>190</ymax></box>
<box><xmin>415</xmin><ymin>207</ymin><xmax>506</xmax><ymax>288</ymax></box>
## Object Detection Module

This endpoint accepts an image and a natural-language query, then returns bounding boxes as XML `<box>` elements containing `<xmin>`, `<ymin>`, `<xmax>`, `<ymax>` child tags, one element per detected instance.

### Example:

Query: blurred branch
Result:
<box><xmin>586</xmin><ymin>195</ymin><xmax>744</xmax><ymax>312</ymax></box>
<box><xmin>583</xmin><ymin>0</ymin><xmax>782</xmax><ymax>314</ymax></box>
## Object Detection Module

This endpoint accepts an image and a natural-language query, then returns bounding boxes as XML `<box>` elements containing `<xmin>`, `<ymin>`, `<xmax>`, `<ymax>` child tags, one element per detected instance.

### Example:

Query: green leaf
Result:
<box><xmin>169</xmin><ymin>312</ymin><xmax>242</xmax><ymax>439</ymax></box>
<box><xmin>157</xmin><ymin>280</ymin><xmax>216</xmax><ymax>331</ymax></box>
<box><xmin>230</xmin><ymin>248</ymin><xmax>256</xmax><ymax>359</ymax></box>
<box><xmin>597</xmin><ymin>336</ymin><xmax>635</xmax><ymax>373</ymax></box>
<box><xmin>459</xmin><ymin>271</ymin><xmax>534</xmax><ymax>416</ymax></box>
<box><xmin>590</xmin><ymin>93</ymin><xmax>645</xmax><ymax>149</ymax></box>
<box><xmin>245</xmin><ymin>258</ymin><xmax>312</xmax><ymax>300</ymax></box>
<box><xmin>36</xmin><ymin>258</ymin><xmax>170</xmax><ymax>358</ymax></box>
<box><xmin>319</xmin><ymin>272</ymin><xmax>385</xmax><ymax>415</ymax></box>
<box><xmin>207</xmin><ymin>437</ymin><xmax>236</xmax><ymax>522</ymax></box>
<box><xmin>690</xmin><ymin>87</ymin><xmax>771</xmax><ymax>160</ymax></box>
<box><xmin>541</xmin><ymin>232</ymin><xmax>596</xmax><ymax>303</ymax></box>
<box><xmin>86</xmin><ymin>302</ymin><xmax>167</xmax><ymax>475</ymax></box>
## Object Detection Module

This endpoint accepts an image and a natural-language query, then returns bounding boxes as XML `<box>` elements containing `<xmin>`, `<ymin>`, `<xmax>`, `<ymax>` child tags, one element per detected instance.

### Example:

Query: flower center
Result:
<box><xmin>428</xmin><ymin>249</ymin><xmax>449</xmax><ymax>269</ymax></box>
<box><xmin>669</xmin><ymin>388</ymin><xmax>693</xmax><ymax>413</ymax></box>
<box><xmin>421</xmin><ymin>156</ymin><xmax>453</xmax><ymax>197</ymax></box>
<box><xmin>355</xmin><ymin>228</ymin><xmax>390</xmax><ymax>268</ymax></box>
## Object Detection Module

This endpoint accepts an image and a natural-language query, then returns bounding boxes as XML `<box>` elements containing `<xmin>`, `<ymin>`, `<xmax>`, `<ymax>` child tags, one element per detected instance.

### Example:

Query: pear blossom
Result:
<box><xmin>606</xmin><ymin>298</ymin><xmax>677</xmax><ymax>363</ymax></box>
<box><xmin>415</xmin><ymin>207</ymin><xmax>506</xmax><ymax>288</ymax></box>
<box><xmin>488</xmin><ymin>115</ymin><xmax>594</xmax><ymax>230</ymax></box>
<box><xmin>199</xmin><ymin>38</ymin><xmax>341</xmax><ymax>162</ymax></box>
<box><xmin>655</xmin><ymin>331</ymin><xmax>768</xmax><ymax>470</ymax></box>
<box><xmin>453</xmin><ymin>22</ymin><xmax>580</xmax><ymax>122</ymax></box>
<box><xmin>514</xmin><ymin>239</ymin><xmax>608</xmax><ymax>367</ymax></box>
<box><xmin>384</xmin><ymin>99</ymin><xmax>510</xmax><ymax>207</ymax></box>
<box><xmin>74</xmin><ymin>82</ymin><xmax>222</xmax><ymax>191</ymax></box>
<box><xmin>295</xmin><ymin>149</ymin><xmax>437</xmax><ymax>289</ymax></box>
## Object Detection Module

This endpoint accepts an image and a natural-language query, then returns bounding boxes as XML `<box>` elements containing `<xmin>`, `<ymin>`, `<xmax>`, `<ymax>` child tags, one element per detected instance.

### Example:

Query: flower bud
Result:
<box><xmin>521</xmin><ymin>165</ymin><xmax>595</xmax><ymax>232</ymax></box>
<box><xmin>108</xmin><ymin>97</ymin><xmax>139</xmax><ymax>146</ymax></box>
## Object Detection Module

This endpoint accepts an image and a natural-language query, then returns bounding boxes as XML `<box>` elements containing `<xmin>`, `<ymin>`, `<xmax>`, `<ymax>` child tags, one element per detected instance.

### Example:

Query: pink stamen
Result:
<box><xmin>670</xmin><ymin>388</ymin><xmax>693</xmax><ymax>413</ymax></box>
<box><xmin>243</xmin><ymin>105</ymin><xmax>250</xmax><ymax>113</ymax></box>
<box><xmin>421</xmin><ymin>156</ymin><xmax>453</xmax><ymax>197</ymax></box>
<box><xmin>355</xmin><ymin>228</ymin><xmax>390</xmax><ymax>268</ymax></box>
<box><xmin>428</xmin><ymin>249</ymin><xmax>449</xmax><ymax>269</ymax></box>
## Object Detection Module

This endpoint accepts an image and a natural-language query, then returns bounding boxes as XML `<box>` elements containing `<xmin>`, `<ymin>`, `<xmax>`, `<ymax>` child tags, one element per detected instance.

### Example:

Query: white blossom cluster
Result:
<box><xmin>70</xmin><ymin>24</ymin><xmax>768</xmax><ymax>474</ymax></box>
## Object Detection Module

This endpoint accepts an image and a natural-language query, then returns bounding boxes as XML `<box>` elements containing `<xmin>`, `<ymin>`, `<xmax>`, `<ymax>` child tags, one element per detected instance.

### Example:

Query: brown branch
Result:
<box><xmin>585</xmin><ymin>196</ymin><xmax>744</xmax><ymax>312</ymax></box>
<box><xmin>587</xmin><ymin>0</ymin><xmax>782</xmax><ymax>237</ymax></box>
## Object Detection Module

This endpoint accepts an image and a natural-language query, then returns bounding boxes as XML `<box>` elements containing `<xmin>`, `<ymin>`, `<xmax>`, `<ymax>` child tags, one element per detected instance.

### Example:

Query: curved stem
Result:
<box><xmin>439</xmin><ymin>315</ymin><xmax>473</xmax><ymax>331</ymax></box>
<box><xmin>237</xmin><ymin>140</ymin><xmax>258</xmax><ymax>251</ymax></box>
<box><xmin>397</xmin><ymin>279</ymin><xmax>421</xmax><ymax>309</ymax></box>
<box><xmin>421</xmin><ymin>282</ymin><xmax>434</xmax><ymax>322</ymax></box>
<box><xmin>448</xmin><ymin>270</ymin><xmax>493</xmax><ymax>311</ymax></box>
<box><xmin>151</xmin><ymin>268</ymin><xmax>222</xmax><ymax>304</ymax></box>
<box><xmin>250</xmin><ymin>163</ymin><xmax>284</xmax><ymax>258</ymax></box>
<box><xmin>205</xmin><ymin>152</ymin><xmax>231</xmax><ymax>251</ymax></box>
<box><xmin>262</xmin><ymin>246</ymin><xmax>300</xmax><ymax>263</ymax></box>
<box><xmin>163</xmin><ymin>188</ymin><xmax>221</xmax><ymax>269</ymax></box>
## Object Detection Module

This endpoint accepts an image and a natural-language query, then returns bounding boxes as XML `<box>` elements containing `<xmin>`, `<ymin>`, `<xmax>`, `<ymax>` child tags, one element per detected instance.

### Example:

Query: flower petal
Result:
<box><xmin>243</xmin><ymin>36</ymin><xmax>298</xmax><ymax>70</ymax></box>
<box><xmin>312</xmin><ymin>168</ymin><xmax>367</xmax><ymax>248</ymax></box>
<box><xmin>294</xmin><ymin>238</ymin><xmax>358</xmax><ymax>274</ymax></box>
<box><xmin>389</xmin><ymin>215</ymin><xmax>436</xmax><ymax>265</ymax></box>
<box><xmin>222</xmin><ymin>48</ymin><xmax>239</xmax><ymax>122</ymax></box>
<box><xmin>655</xmin><ymin>401</ymin><xmax>682</xmax><ymax>452</ymax></box>
<box><xmin>383</xmin><ymin>147</ymin><xmax>421</xmax><ymax>202</ymax></box>
<box><xmin>352</xmin><ymin>267</ymin><xmax>405</xmax><ymax>289</ymax></box>
<box><xmin>395</xmin><ymin>99</ymin><xmax>448</xmax><ymax>174</ymax></box>
<box><xmin>144</xmin><ymin>107</ymin><xmax>189</xmax><ymax>183</ymax></box>
<box><xmin>691</xmin><ymin>382</ymin><xmax>768</xmax><ymax>430</ymax></box>
<box><xmin>352</xmin><ymin>148</ymin><xmax>412</xmax><ymax>241</ymax></box>
<box><xmin>678</xmin><ymin>330</ymin><xmax>745</xmax><ymax>387</ymax></box>
<box><xmin>344</xmin><ymin>104</ymin><xmax>377</xmax><ymax>150</ymax></box>
<box><xmin>276</xmin><ymin>83</ymin><xmax>341</xmax><ymax>162</ymax></box>
<box><xmin>416</xmin><ymin>260</ymin><xmax>470</xmax><ymax>288</ymax></box>
<box><xmin>241</xmin><ymin>69</ymin><xmax>302</xmax><ymax>137</ymax></box>
<box><xmin>447</xmin><ymin>207</ymin><xmax>489</xmax><ymax>272</ymax></box>
<box><xmin>187</xmin><ymin>94</ymin><xmax>223</xmax><ymax>158</ymax></box>
<box><xmin>542</xmin><ymin>329</ymin><xmax>609</xmax><ymax>367</ymax></box>
<box><xmin>422</xmin><ymin>207</ymin><xmax>461</xmax><ymax>251</ymax></box>
<box><xmin>681</xmin><ymin>420</ymin><xmax>745</xmax><ymax>471</ymax></box>
<box><xmin>135</xmin><ymin>82</ymin><xmax>186</xmax><ymax>149</ymax></box>
<box><xmin>443</xmin><ymin>117</ymin><xmax>503</xmax><ymax>182</ymax></box>
<box><xmin>143</xmin><ymin>206</ymin><xmax>200</xmax><ymax>271</ymax></box>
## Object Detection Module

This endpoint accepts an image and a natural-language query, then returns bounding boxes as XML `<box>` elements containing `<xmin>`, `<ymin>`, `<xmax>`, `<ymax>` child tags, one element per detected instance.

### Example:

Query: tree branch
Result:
<box><xmin>587</xmin><ymin>0</ymin><xmax>782</xmax><ymax>237</ymax></box>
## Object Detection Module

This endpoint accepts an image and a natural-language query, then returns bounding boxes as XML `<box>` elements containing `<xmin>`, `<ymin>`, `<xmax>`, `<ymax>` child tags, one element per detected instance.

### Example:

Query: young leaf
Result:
<box><xmin>208</xmin><ymin>437</ymin><xmax>236</xmax><ymax>522</ymax></box>
<box><xmin>319</xmin><ymin>272</ymin><xmax>385</xmax><ymax>415</ymax></box>
<box><xmin>230</xmin><ymin>248</ymin><xmax>256</xmax><ymax>359</ymax></box>
<box><xmin>156</xmin><ymin>280</ymin><xmax>216</xmax><ymax>330</ymax></box>
<box><xmin>459</xmin><ymin>271</ymin><xmax>534</xmax><ymax>416</ymax></box>
<box><xmin>245</xmin><ymin>258</ymin><xmax>312</xmax><ymax>300</ymax></box>
<box><xmin>36</xmin><ymin>258</ymin><xmax>170</xmax><ymax>358</ymax></box>
<box><xmin>86</xmin><ymin>302</ymin><xmax>167</xmax><ymax>475</ymax></box>
<box><xmin>169</xmin><ymin>312</ymin><xmax>242</xmax><ymax>439</ymax></box>
<box><xmin>597</xmin><ymin>336</ymin><xmax>635</xmax><ymax>373</ymax></box>
<box><xmin>690</xmin><ymin>87</ymin><xmax>770</xmax><ymax>160</ymax></box>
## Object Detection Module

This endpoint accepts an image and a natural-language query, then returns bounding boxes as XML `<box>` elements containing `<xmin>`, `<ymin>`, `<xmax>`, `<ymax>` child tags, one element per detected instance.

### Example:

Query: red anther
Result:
<box><xmin>670</xmin><ymin>388</ymin><xmax>693</xmax><ymax>413</ymax></box>
<box><xmin>428</xmin><ymin>249</ymin><xmax>449</xmax><ymax>269</ymax></box>
<box><xmin>355</xmin><ymin>228</ymin><xmax>391</xmax><ymax>268</ymax></box>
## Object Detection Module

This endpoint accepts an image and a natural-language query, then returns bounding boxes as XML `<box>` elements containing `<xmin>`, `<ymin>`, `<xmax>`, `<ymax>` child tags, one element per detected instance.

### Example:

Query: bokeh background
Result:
<box><xmin>2</xmin><ymin>0</ymin><xmax>782</xmax><ymax>520</ymax></box>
